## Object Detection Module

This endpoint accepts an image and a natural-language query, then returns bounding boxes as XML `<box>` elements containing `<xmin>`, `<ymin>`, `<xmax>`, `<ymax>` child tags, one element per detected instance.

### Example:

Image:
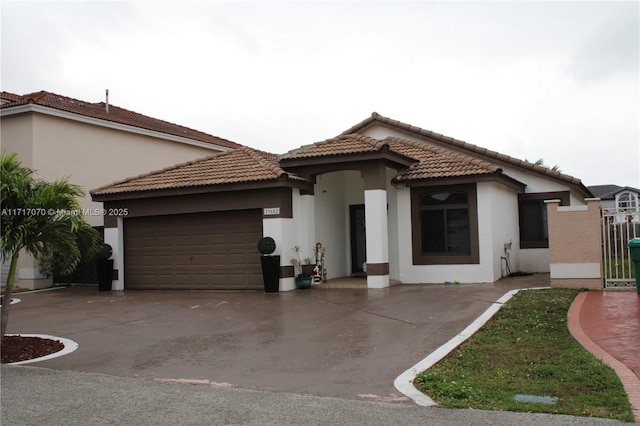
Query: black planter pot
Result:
<box><xmin>295</xmin><ymin>275</ymin><xmax>312</xmax><ymax>290</ymax></box>
<box><xmin>261</xmin><ymin>255</ymin><xmax>280</xmax><ymax>293</ymax></box>
<box><xmin>96</xmin><ymin>259</ymin><xmax>114</xmax><ymax>291</ymax></box>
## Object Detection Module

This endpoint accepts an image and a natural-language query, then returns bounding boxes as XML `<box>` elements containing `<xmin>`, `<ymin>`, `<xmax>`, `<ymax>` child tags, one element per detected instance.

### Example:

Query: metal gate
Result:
<box><xmin>601</xmin><ymin>207</ymin><xmax>640</xmax><ymax>288</ymax></box>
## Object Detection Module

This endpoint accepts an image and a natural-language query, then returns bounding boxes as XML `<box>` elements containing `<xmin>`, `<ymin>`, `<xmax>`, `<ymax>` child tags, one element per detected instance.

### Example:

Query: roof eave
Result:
<box><xmin>91</xmin><ymin>176</ymin><xmax>307</xmax><ymax>202</ymax></box>
<box><xmin>393</xmin><ymin>171</ymin><xmax>527</xmax><ymax>192</ymax></box>
<box><xmin>279</xmin><ymin>148</ymin><xmax>416</xmax><ymax>170</ymax></box>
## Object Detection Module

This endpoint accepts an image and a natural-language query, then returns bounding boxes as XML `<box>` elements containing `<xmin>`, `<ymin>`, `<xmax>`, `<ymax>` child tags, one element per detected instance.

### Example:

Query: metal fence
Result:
<box><xmin>601</xmin><ymin>207</ymin><xmax>639</xmax><ymax>288</ymax></box>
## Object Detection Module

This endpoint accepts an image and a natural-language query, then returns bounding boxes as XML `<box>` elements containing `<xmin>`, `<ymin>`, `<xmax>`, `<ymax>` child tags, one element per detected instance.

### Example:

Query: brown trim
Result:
<box><xmin>411</xmin><ymin>184</ymin><xmax>480</xmax><ymax>265</ymax></box>
<box><xmin>279</xmin><ymin>149</ymin><xmax>415</xmax><ymax>170</ymax></box>
<box><xmin>102</xmin><ymin>187</ymin><xmax>293</xmax><ymax>224</ymax></box>
<box><xmin>104</xmin><ymin>214</ymin><xmax>117</xmax><ymax>228</ymax></box>
<box><xmin>399</xmin><ymin>172</ymin><xmax>526</xmax><ymax>193</ymax></box>
<box><xmin>361</xmin><ymin>162</ymin><xmax>387</xmax><ymax>190</ymax></box>
<box><xmin>518</xmin><ymin>191</ymin><xmax>569</xmax><ymax>249</ymax></box>
<box><xmin>280</xmin><ymin>153</ymin><xmax>416</xmax><ymax>187</ymax></box>
<box><xmin>518</xmin><ymin>191</ymin><xmax>570</xmax><ymax>204</ymax></box>
<box><xmin>93</xmin><ymin>178</ymin><xmax>306</xmax><ymax>202</ymax></box>
<box><xmin>280</xmin><ymin>265</ymin><xmax>294</xmax><ymax>278</ymax></box>
<box><xmin>366</xmin><ymin>262</ymin><xmax>389</xmax><ymax>276</ymax></box>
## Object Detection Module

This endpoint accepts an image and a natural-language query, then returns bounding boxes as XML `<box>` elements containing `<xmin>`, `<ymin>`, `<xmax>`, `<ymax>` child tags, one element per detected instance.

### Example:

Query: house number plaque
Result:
<box><xmin>263</xmin><ymin>207</ymin><xmax>280</xmax><ymax>216</ymax></box>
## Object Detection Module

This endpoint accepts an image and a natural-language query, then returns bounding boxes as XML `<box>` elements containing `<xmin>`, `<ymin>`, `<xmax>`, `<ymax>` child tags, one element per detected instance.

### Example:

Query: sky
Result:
<box><xmin>1</xmin><ymin>0</ymin><xmax>639</xmax><ymax>188</ymax></box>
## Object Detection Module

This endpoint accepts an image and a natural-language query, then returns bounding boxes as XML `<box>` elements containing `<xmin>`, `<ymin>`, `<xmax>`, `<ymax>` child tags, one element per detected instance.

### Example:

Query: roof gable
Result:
<box><xmin>588</xmin><ymin>184</ymin><xmax>640</xmax><ymax>200</ymax></box>
<box><xmin>1</xmin><ymin>90</ymin><xmax>241</xmax><ymax>150</ymax></box>
<box><xmin>345</xmin><ymin>112</ymin><xmax>592</xmax><ymax>196</ymax></box>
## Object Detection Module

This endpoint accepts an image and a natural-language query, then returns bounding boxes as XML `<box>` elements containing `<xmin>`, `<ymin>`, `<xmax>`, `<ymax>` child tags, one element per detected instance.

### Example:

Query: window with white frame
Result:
<box><xmin>616</xmin><ymin>191</ymin><xmax>639</xmax><ymax>211</ymax></box>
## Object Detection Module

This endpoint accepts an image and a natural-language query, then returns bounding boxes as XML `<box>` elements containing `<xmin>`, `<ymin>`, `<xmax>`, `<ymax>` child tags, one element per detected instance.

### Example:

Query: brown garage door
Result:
<box><xmin>124</xmin><ymin>210</ymin><xmax>263</xmax><ymax>290</ymax></box>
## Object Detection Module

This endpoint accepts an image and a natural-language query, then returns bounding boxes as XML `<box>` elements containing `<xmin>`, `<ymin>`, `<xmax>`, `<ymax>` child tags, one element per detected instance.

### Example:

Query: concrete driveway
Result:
<box><xmin>5</xmin><ymin>274</ymin><xmax>547</xmax><ymax>402</ymax></box>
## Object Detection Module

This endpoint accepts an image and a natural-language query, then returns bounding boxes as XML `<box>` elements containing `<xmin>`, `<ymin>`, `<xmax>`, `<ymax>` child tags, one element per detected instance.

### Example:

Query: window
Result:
<box><xmin>411</xmin><ymin>184</ymin><xmax>479</xmax><ymax>265</ymax></box>
<box><xmin>518</xmin><ymin>192</ymin><xmax>569</xmax><ymax>249</ymax></box>
<box><xmin>617</xmin><ymin>191</ymin><xmax>638</xmax><ymax>211</ymax></box>
<box><xmin>420</xmin><ymin>192</ymin><xmax>470</xmax><ymax>256</ymax></box>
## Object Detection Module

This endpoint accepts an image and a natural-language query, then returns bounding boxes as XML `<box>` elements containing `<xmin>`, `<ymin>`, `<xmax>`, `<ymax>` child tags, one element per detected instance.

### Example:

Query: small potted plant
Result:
<box><xmin>291</xmin><ymin>246</ymin><xmax>312</xmax><ymax>289</ymax></box>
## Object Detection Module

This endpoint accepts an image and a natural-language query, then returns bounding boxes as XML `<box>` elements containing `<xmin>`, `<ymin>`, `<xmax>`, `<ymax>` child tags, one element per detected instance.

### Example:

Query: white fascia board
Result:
<box><xmin>1</xmin><ymin>105</ymin><xmax>234</xmax><ymax>152</ymax></box>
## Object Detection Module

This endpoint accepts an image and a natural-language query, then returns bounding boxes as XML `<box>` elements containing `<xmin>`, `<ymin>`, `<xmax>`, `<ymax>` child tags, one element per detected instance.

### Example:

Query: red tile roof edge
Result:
<box><xmin>1</xmin><ymin>90</ymin><xmax>242</xmax><ymax>150</ymax></box>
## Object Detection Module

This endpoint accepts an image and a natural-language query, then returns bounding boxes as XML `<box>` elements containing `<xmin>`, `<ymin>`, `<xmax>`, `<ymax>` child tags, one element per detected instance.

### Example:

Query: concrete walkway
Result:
<box><xmin>3</xmin><ymin>277</ymin><xmax>639</xmax><ymax>424</ymax></box>
<box><xmin>568</xmin><ymin>289</ymin><xmax>640</xmax><ymax>422</ymax></box>
<box><xmin>2</xmin><ymin>275</ymin><xmax>547</xmax><ymax>402</ymax></box>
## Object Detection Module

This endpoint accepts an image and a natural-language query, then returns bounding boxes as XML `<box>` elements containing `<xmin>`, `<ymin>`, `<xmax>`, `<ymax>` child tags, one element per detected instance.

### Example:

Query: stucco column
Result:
<box><xmin>262</xmin><ymin>189</ymin><xmax>315</xmax><ymax>292</ymax></box>
<box><xmin>104</xmin><ymin>216</ymin><xmax>124</xmax><ymax>291</ymax></box>
<box><xmin>362</xmin><ymin>162</ymin><xmax>390</xmax><ymax>288</ymax></box>
<box><xmin>546</xmin><ymin>198</ymin><xmax>603</xmax><ymax>289</ymax></box>
<box><xmin>364</xmin><ymin>188</ymin><xmax>390</xmax><ymax>288</ymax></box>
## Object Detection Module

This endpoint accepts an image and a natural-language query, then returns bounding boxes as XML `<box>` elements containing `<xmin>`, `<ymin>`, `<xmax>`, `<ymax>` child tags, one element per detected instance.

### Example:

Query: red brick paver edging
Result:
<box><xmin>567</xmin><ymin>291</ymin><xmax>640</xmax><ymax>421</ymax></box>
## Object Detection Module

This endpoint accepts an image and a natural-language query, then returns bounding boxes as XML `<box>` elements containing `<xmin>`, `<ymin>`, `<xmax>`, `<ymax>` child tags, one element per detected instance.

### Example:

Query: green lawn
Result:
<box><xmin>413</xmin><ymin>288</ymin><xmax>635</xmax><ymax>422</ymax></box>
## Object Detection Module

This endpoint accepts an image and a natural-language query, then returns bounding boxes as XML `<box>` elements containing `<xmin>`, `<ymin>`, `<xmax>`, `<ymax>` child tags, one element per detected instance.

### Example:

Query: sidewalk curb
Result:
<box><xmin>394</xmin><ymin>287</ymin><xmax>549</xmax><ymax>405</ymax></box>
<box><xmin>567</xmin><ymin>291</ymin><xmax>640</xmax><ymax>422</ymax></box>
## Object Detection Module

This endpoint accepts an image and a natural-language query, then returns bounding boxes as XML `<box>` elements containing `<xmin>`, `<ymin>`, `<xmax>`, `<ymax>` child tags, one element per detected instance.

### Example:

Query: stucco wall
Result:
<box><xmin>395</xmin><ymin>182</ymin><xmax>522</xmax><ymax>284</ymax></box>
<box><xmin>313</xmin><ymin>171</ymin><xmax>362</xmax><ymax>278</ymax></box>
<box><xmin>2</xmin><ymin>113</ymin><xmax>220</xmax><ymax>226</ymax></box>
<box><xmin>480</xmin><ymin>181</ymin><xmax>521</xmax><ymax>280</ymax></box>
<box><xmin>1</xmin><ymin>111</ymin><xmax>226</xmax><ymax>289</ymax></box>
<box><xmin>547</xmin><ymin>199</ymin><xmax>603</xmax><ymax>289</ymax></box>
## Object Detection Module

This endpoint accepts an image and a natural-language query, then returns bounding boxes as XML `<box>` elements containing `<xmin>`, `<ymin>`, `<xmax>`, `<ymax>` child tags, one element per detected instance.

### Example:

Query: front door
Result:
<box><xmin>350</xmin><ymin>204</ymin><xmax>367</xmax><ymax>274</ymax></box>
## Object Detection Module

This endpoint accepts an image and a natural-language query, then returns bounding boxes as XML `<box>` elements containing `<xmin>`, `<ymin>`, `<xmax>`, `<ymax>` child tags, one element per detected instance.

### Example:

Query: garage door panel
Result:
<box><xmin>124</xmin><ymin>210</ymin><xmax>263</xmax><ymax>290</ymax></box>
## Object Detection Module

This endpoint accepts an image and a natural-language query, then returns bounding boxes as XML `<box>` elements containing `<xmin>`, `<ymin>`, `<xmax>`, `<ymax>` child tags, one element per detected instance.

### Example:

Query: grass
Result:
<box><xmin>602</xmin><ymin>257</ymin><xmax>636</xmax><ymax>280</ymax></box>
<box><xmin>413</xmin><ymin>288</ymin><xmax>635</xmax><ymax>422</ymax></box>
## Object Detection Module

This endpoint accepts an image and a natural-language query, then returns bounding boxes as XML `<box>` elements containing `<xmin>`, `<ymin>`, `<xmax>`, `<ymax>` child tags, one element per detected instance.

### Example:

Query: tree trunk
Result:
<box><xmin>1</xmin><ymin>252</ymin><xmax>19</xmax><ymax>341</ymax></box>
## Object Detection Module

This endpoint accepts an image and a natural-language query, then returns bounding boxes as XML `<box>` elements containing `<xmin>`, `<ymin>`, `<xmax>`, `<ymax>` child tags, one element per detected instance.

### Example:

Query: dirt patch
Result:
<box><xmin>1</xmin><ymin>335</ymin><xmax>64</xmax><ymax>363</ymax></box>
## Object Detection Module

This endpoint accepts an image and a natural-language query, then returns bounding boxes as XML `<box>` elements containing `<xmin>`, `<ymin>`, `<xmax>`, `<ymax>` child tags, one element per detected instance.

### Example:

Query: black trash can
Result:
<box><xmin>261</xmin><ymin>255</ymin><xmax>280</xmax><ymax>293</ymax></box>
<box><xmin>95</xmin><ymin>243</ymin><xmax>113</xmax><ymax>291</ymax></box>
<box><xmin>96</xmin><ymin>259</ymin><xmax>114</xmax><ymax>291</ymax></box>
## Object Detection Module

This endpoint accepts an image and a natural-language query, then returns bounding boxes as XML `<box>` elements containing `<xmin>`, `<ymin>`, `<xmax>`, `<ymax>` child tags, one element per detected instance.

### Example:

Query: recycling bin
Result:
<box><xmin>628</xmin><ymin>238</ymin><xmax>640</xmax><ymax>295</ymax></box>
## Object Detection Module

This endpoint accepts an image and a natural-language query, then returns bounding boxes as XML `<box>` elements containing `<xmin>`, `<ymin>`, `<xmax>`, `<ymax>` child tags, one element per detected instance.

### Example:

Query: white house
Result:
<box><xmin>92</xmin><ymin>112</ymin><xmax>593</xmax><ymax>291</ymax></box>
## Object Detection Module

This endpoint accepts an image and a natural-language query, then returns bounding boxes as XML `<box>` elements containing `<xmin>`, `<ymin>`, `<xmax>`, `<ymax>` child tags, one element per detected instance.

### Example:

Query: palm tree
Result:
<box><xmin>1</xmin><ymin>152</ymin><xmax>101</xmax><ymax>340</ymax></box>
<box><xmin>530</xmin><ymin>158</ymin><xmax>562</xmax><ymax>173</ymax></box>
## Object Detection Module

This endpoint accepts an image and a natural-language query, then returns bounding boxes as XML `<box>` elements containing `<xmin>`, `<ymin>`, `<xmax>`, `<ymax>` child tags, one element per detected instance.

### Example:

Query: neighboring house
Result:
<box><xmin>1</xmin><ymin>90</ymin><xmax>241</xmax><ymax>289</ymax></box>
<box><xmin>92</xmin><ymin>112</ymin><xmax>593</xmax><ymax>291</ymax></box>
<box><xmin>588</xmin><ymin>185</ymin><xmax>640</xmax><ymax>212</ymax></box>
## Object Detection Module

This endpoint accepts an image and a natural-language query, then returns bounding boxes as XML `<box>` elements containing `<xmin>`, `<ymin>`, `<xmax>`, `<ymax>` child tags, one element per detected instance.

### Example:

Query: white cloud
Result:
<box><xmin>2</xmin><ymin>0</ymin><xmax>638</xmax><ymax>187</ymax></box>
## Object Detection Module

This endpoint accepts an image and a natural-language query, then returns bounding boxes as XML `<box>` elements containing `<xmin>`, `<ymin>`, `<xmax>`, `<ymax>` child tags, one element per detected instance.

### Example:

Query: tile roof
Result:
<box><xmin>90</xmin><ymin>112</ymin><xmax>594</xmax><ymax>198</ymax></box>
<box><xmin>0</xmin><ymin>91</ymin><xmax>241</xmax><ymax>150</ymax></box>
<box><xmin>588</xmin><ymin>185</ymin><xmax>640</xmax><ymax>200</ymax></box>
<box><xmin>92</xmin><ymin>147</ymin><xmax>305</xmax><ymax>196</ymax></box>
<box><xmin>281</xmin><ymin>133</ymin><xmax>391</xmax><ymax>159</ymax></box>
<box><xmin>280</xmin><ymin>133</ymin><xmax>499</xmax><ymax>181</ymax></box>
<box><xmin>385</xmin><ymin>137</ymin><xmax>500</xmax><ymax>181</ymax></box>
<box><xmin>344</xmin><ymin>112</ymin><xmax>588</xmax><ymax>188</ymax></box>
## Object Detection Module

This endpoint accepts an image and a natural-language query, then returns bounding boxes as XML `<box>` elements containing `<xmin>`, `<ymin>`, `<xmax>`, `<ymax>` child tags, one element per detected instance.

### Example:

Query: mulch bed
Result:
<box><xmin>1</xmin><ymin>335</ymin><xmax>64</xmax><ymax>363</ymax></box>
